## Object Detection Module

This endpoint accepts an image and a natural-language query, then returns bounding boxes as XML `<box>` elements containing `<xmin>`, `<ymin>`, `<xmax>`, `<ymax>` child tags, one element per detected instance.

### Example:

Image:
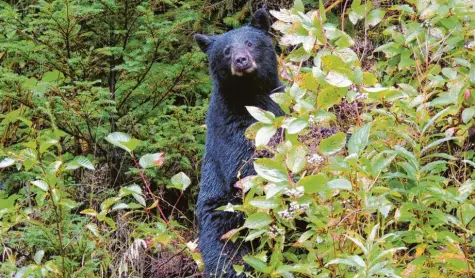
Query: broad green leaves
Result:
<box><xmin>298</xmin><ymin>173</ymin><xmax>327</xmax><ymax>194</ymax></box>
<box><xmin>327</xmin><ymin>178</ymin><xmax>352</xmax><ymax>190</ymax></box>
<box><xmin>462</xmin><ymin>107</ymin><xmax>475</xmax><ymax>124</ymax></box>
<box><xmin>254</xmin><ymin>158</ymin><xmax>288</xmax><ymax>183</ymax></box>
<box><xmin>31</xmin><ymin>180</ymin><xmax>49</xmax><ymax>192</ymax></box>
<box><xmin>348</xmin><ymin>123</ymin><xmax>371</xmax><ymax>156</ymax></box>
<box><xmin>105</xmin><ymin>132</ymin><xmax>140</xmax><ymax>153</ymax></box>
<box><xmin>256</xmin><ymin>125</ymin><xmax>277</xmax><ymax>148</ymax></box>
<box><xmin>246</xmin><ymin>106</ymin><xmax>276</xmax><ymax>124</ymax></box>
<box><xmin>66</xmin><ymin>156</ymin><xmax>95</xmax><ymax>170</ymax></box>
<box><xmin>169</xmin><ymin>172</ymin><xmax>191</xmax><ymax>191</ymax></box>
<box><xmin>325</xmin><ymin>69</ymin><xmax>353</xmax><ymax>88</ymax></box>
<box><xmin>285</xmin><ymin>144</ymin><xmax>308</xmax><ymax>174</ymax></box>
<box><xmin>42</xmin><ymin>70</ymin><xmax>64</xmax><ymax>83</ymax></box>
<box><xmin>139</xmin><ymin>153</ymin><xmax>165</xmax><ymax>168</ymax></box>
<box><xmin>365</xmin><ymin>9</ymin><xmax>386</xmax><ymax>27</ymax></box>
<box><xmin>0</xmin><ymin>157</ymin><xmax>15</xmax><ymax>168</ymax></box>
<box><xmin>319</xmin><ymin>132</ymin><xmax>346</xmax><ymax>155</ymax></box>
<box><xmin>244</xmin><ymin>212</ymin><xmax>273</xmax><ymax>229</ymax></box>
<box><xmin>246</xmin><ymin>107</ymin><xmax>278</xmax><ymax>147</ymax></box>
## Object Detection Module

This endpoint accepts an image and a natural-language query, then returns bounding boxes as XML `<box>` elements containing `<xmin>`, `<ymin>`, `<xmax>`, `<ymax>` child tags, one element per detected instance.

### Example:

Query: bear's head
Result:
<box><xmin>194</xmin><ymin>9</ymin><xmax>279</xmax><ymax>95</ymax></box>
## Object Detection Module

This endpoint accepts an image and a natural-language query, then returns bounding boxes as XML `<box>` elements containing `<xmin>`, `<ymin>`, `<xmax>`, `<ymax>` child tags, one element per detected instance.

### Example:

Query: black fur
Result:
<box><xmin>194</xmin><ymin>9</ymin><xmax>284</xmax><ymax>278</ymax></box>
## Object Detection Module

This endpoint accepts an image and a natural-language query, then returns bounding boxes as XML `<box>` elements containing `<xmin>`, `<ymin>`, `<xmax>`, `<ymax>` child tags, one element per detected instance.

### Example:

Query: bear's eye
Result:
<box><xmin>246</xmin><ymin>40</ymin><xmax>253</xmax><ymax>47</ymax></box>
<box><xmin>224</xmin><ymin>47</ymin><xmax>231</xmax><ymax>56</ymax></box>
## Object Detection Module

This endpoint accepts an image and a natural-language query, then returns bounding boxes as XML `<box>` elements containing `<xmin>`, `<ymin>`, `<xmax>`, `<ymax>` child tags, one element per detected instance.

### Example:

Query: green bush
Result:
<box><xmin>233</xmin><ymin>0</ymin><xmax>475</xmax><ymax>277</ymax></box>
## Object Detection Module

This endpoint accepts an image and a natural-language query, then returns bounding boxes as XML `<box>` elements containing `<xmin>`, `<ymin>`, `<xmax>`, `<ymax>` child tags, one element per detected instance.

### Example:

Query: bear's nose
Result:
<box><xmin>234</xmin><ymin>55</ymin><xmax>250</xmax><ymax>70</ymax></box>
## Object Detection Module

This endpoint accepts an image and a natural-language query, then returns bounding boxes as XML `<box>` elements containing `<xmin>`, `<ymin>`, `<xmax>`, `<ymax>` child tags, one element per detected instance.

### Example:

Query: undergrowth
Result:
<box><xmin>1</xmin><ymin>0</ymin><xmax>474</xmax><ymax>277</ymax></box>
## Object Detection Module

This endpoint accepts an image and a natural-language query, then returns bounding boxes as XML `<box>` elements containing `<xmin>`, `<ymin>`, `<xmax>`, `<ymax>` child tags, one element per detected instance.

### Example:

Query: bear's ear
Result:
<box><xmin>251</xmin><ymin>8</ymin><xmax>271</xmax><ymax>32</ymax></box>
<box><xmin>194</xmin><ymin>34</ymin><xmax>213</xmax><ymax>52</ymax></box>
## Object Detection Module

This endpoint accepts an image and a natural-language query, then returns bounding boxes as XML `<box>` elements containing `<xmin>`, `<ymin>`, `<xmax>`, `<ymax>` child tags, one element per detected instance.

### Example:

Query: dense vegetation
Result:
<box><xmin>1</xmin><ymin>0</ymin><xmax>474</xmax><ymax>277</ymax></box>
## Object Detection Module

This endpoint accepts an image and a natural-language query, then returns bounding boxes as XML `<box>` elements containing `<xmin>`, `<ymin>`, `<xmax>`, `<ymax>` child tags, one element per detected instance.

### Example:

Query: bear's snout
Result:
<box><xmin>234</xmin><ymin>55</ymin><xmax>249</xmax><ymax>69</ymax></box>
<box><xmin>231</xmin><ymin>51</ymin><xmax>256</xmax><ymax>76</ymax></box>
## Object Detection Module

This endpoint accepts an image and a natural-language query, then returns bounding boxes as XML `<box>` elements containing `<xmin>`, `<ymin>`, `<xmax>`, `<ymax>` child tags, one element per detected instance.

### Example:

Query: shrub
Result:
<box><xmin>233</xmin><ymin>0</ymin><xmax>475</xmax><ymax>277</ymax></box>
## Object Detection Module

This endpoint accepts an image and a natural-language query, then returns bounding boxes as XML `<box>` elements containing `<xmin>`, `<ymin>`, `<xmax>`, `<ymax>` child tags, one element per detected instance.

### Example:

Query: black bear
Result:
<box><xmin>194</xmin><ymin>8</ymin><xmax>284</xmax><ymax>278</ymax></box>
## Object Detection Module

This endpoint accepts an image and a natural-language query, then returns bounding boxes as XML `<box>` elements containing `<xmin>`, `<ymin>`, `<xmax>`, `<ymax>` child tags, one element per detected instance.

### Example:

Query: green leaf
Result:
<box><xmin>319</xmin><ymin>0</ymin><xmax>326</xmax><ymax>22</ymax></box>
<box><xmin>42</xmin><ymin>70</ymin><xmax>64</xmax><ymax>82</ymax></box>
<box><xmin>353</xmin><ymin>67</ymin><xmax>363</xmax><ymax>85</ymax></box>
<box><xmin>374</xmin><ymin>42</ymin><xmax>400</xmax><ymax>58</ymax></box>
<box><xmin>244</xmin><ymin>212</ymin><xmax>272</xmax><ymax>229</ymax></box>
<box><xmin>421</xmin><ymin>137</ymin><xmax>457</xmax><ymax>154</ymax></box>
<box><xmin>326</xmin><ymin>255</ymin><xmax>366</xmax><ymax>268</ymax></box>
<box><xmin>419</xmin><ymin>4</ymin><xmax>440</xmax><ymax>20</ymax></box>
<box><xmin>51</xmin><ymin>188</ymin><xmax>60</xmax><ymax>203</ymax></box>
<box><xmin>398</xmin><ymin>48</ymin><xmax>415</xmax><ymax>70</ymax></box>
<box><xmin>321</xmin><ymin>55</ymin><xmax>346</xmax><ymax>70</ymax></box>
<box><xmin>288</xmin><ymin>47</ymin><xmax>312</xmax><ymax>62</ymax></box>
<box><xmin>459</xmin><ymin>204</ymin><xmax>475</xmax><ymax>225</ymax></box>
<box><xmin>68</xmin><ymin>156</ymin><xmax>95</xmax><ymax>170</ymax></box>
<box><xmin>365</xmin><ymin>9</ymin><xmax>386</xmax><ymax>27</ymax></box>
<box><xmin>246</xmin><ymin>106</ymin><xmax>275</xmax><ymax>124</ymax></box>
<box><xmin>287</xmin><ymin>118</ymin><xmax>308</xmax><ymax>134</ymax></box>
<box><xmin>345</xmin><ymin>235</ymin><xmax>368</xmax><ymax>255</ymax></box>
<box><xmin>139</xmin><ymin>153</ymin><xmax>165</xmax><ymax>168</ymax></box>
<box><xmin>349</xmin><ymin>0</ymin><xmax>371</xmax><ymax>25</ymax></box>
<box><xmin>112</xmin><ymin>203</ymin><xmax>131</xmax><ymax>211</ymax></box>
<box><xmin>271</xmin><ymin>93</ymin><xmax>292</xmax><ymax>109</ymax></box>
<box><xmin>420</xmin><ymin>160</ymin><xmax>446</xmax><ymax>173</ymax></box>
<box><xmin>348</xmin><ymin>123</ymin><xmax>371</xmax><ymax>155</ymax></box>
<box><xmin>327</xmin><ymin>178</ymin><xmax>352</xmax><ymax>190</ymax></box>
<box><xmin>80</xmin><ymin>208</ymin><xmax>98</xmax><ymax>217</ymax></box>
<box><xmin>302</xmin><ymin>34</ymin><xmax>316</xmax><ymax>53</ymax></box>
<box><xmin>94</xmin><ymin>47</ymin><xmax>113</xmax><ymax>56</ymax></box>
<box><xmin>285</xmin><ymin>144</ymin><xmax>308</xmax><ymax>174</ymax></box>
<box><xmin>469</xmin><ymin>67</ymin><xmax>475</xmax><ymax>85</ymax></box>
<box><xmin>48</xmin><ymin>161</ymin><xmax>62</xmax><ymax>174</ymax></box>
<box><xmin>0</xmin><ymin>194</ymin><xmax>19</xmax><ymax>209</ymax></box>
<box><xmin>421</xmin><ymin>106</ymin><xmax>453</xmax><ymax>135</ymax></box>
<box><xmin>34</xmin><ymin>250</ymin><xmax>45</xmax><ymax>264</ymax></box>
<box><xmin>86</xmin><ymin>223</ymin><xmax>100</xmax><ymax>238</ymax></box>
<box><xmin>319</xmin><ymin>132</ymin><xmax>346</xmax><ymax>155</ymax></box>
<box><xmin>254</xmin><ymin>158</ymin><xmax>288</xmax><ymax>183</ymax></box>
<box><xmin>132</xmin><ymin>193</ymin><xmax>146</xmax><ymax>207</ymax></box>
<box><xmin>249</xmin><ymin>198</ymin><xmax>279</xmax><ymax>209</ymax></box>
<box><xmin>313</xmin><ymin>110</ymin><xmax>336</xmax><ymax>122</ymax></box>
<box><xmin>292</xmin><ymin>0</ymin><xmax>304</xmax><ymax>13</ymax></box>
<box><xmin>170</xmin><ymin>172</ymin><xmax>191</xmax><ymax>191</ymax></box>
<box><xmin>14</xmin><ymin>266</ymin><xmax>37</xmax><ymax>278</ymax></box>
<box><xmin>31</xmin><ymin>180</ymin><xmax>49</xmax><ymax>191</ymax></box>
<box><xmin>391</xmin><ymin>4</ymin><xmax>415</xmax><ymax>14</ymax></box>
<box><xmin>462</xmin><ymin>107</ymin><xmax>475</xmax><ymax>124</ymax></box>
<box><xmin>243</xmin><ymin>255</ymin><xmax>269</xmax><ymax>273</ymax></box>
<box><xmin>325</xmin><ymin>69</ymin><xmax>353</xmax><ymax>87</ymax></box>
<box><xmin>122</xmin><ymin>139</ymin><xmax>141</xmax><ymax>153</ymax></box>
<box><xmin>317</xmin><ymin>86</ymin><xmax>346</xmax><ymax>109</ymax></box>
<box><xmin>336</xmin><ymin>32</ymin><xmax>355</xmax><ymax>47</ymax></box>
<box><xmin>372</xmin><ymin>154</ymin><xmax>396</xmax><ymax>176</ymax></box>
<box><xmin>442</xmin><ymin>68</ymin><xmax>457</xmax><ymax>80</ymax></box>
<box><xmin>0</xmin><ymin>157</ymin><xmax>15</xmax><ymax>168</ymax></box>
<box><xmin>121</xmin><ymin>184</ymin><xmax>142</xmax><ymax>196</ymax></box>
<box><xmin>245</xmin><ymin>230</ymin><xmax>266</xmax><ymax>241</ymax></box>
<box><xmin>105</xmin><ymin>132</ymin><xmax>140</xmax><ymax>153</ymax></box>
<box><xmin>256</xmin><ymin>125</ymin><xmax>277</xmax><ymax>148</ymax></box>
<box><xmin>39</xmin><ymin>138</ymin><xmax>59</xmax><ymax>154</ymax></box>
<box><xmin>104</xmin><ymin>216</ymin><xmax>117</xmax><ymax>230</ymax></box>
<box><xmin>298</xmin><ymin>173</ymin><xmax>327</xmax><ymax>194</ymax></box>
<box><xmin>275</xmin><ymin>264</ymin><xmax>314</xmax><ymax>274</ymax></box>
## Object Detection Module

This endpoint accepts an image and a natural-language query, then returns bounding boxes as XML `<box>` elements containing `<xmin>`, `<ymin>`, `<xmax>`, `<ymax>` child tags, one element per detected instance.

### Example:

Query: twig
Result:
<box><xmin>325</xmin><ymin>0</ymin><xmax>343</xmax><ymax>12</ymax></box>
